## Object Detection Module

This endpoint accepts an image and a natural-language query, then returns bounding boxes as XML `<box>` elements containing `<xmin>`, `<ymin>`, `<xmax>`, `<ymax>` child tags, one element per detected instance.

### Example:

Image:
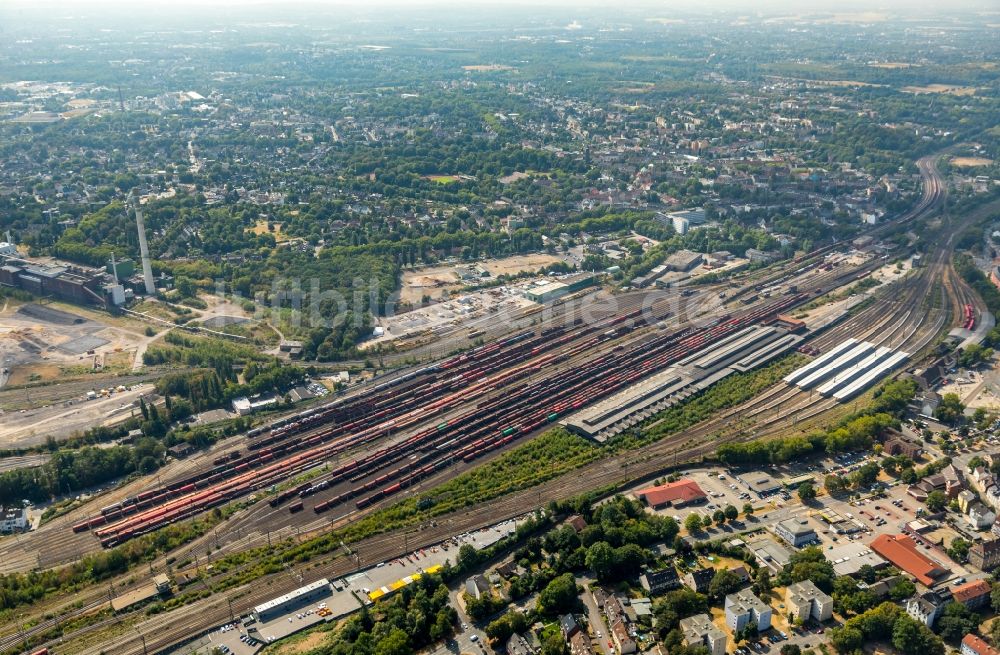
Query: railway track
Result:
<box><xmin>10</xmin><ymin>152</ymin><xmax>956</xmax><ymax>655</ymax></box>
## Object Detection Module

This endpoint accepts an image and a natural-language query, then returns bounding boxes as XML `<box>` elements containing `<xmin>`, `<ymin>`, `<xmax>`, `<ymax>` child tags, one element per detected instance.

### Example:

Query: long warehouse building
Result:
<box><xmin>564</xmin><ymin>325</ymin><xmax>802</xmax><ymax>441</ymax></box>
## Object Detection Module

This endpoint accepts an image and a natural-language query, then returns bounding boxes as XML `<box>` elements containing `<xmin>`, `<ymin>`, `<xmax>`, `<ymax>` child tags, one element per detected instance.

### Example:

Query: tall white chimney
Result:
<box><xmin>129</xmin><ymin>191</ymin><xmax>156</xmax><ymax>295</ymax></box>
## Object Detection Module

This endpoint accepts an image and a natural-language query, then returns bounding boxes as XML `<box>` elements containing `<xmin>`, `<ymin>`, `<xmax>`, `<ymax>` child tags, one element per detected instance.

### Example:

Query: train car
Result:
<box><xmin>72</xmin><ymin>520</ymin><xmax>91</xmax><ymax>533</ymax></box>
<box><xmin>288</xmin><ymin>501</ymin><xmax>304</xmax><ymax>513</ymax></box>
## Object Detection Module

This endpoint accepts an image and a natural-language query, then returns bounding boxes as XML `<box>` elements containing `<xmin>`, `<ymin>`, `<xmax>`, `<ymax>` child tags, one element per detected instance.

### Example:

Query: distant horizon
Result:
<box><xmin>3</xmin><ymin>0</ymin><xmax>999</xmax><ymax>12</ymax></box>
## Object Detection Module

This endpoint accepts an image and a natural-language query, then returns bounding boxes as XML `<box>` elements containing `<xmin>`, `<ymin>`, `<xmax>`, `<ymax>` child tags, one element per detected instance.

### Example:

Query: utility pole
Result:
<box><xmin>135</xmin><ymin>627</ymin><xmax>148</xmax><ymax>655</ymax></box>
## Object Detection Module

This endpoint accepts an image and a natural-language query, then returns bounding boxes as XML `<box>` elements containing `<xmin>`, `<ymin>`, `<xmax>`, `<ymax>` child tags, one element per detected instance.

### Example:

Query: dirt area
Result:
<box><xmin>264</xmin><ymin>628</ymin><xmax>332</xmax><ymax>654</ymax></box>
<box><xmin>869</xmin><ymin>62</ymin><xmax>917</xmax><ymax>69</ymax></box>
<box><xmin>479</xmin><ymin>253</ymin><xmax>564</xmax><ymax>276</ymax></box>
<box><xmin>399</xmin><ymin>267</ymin><xmax>464</xmax><ymax>305</ymax></box>
<box><xmin>0</xmin><ymin>382</ymin><xmax>154</xmax><ymax>449</ymax></box>
<box><xmin>901</xmin><ymin>84</ymin><xmax>977</xmax><ymax>95</ymax></box>
<box><xmin>0</xmin><ymin>300</ymin><xmax>147</xmax><ymax>391</ymax></box>
<box><xmin>248</xmin><ymin>219</ymin><xmax>291</xmax><ymax>241</ymax></box>
<box><xmin>939</xmin><ymin>365</ymin><xmax>1000</xmax><ymax>410</ymax></box>
<box><xmin>952</xmin><ymin>157</ymin><xmax>994</xmax><ymax>167</ymax></box>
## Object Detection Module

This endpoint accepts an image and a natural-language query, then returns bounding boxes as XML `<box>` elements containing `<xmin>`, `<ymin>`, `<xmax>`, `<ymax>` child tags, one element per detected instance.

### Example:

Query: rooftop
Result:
<box><xmin>952</xmin><ymin>579</ymin><xmax>991</xmax><ymax>604</ymax></box>
<box><xmin>635</xmin><ymin>479</ymin><xmax>707</xmax><ymax>507</ymax></box>
<box><xmin>725</xmin><ymin>589</ymin><xmax>770</xmax><ymax>615</ymax></box>
<box><xmin>963</xmin><ymin>634</ymin><xmax>1000</xmax><ymax>655</ymax></box>
<box><xmin>869</xmin><ymin>534</ymin><xmax>947</xmax><ymax>586</ymax></box>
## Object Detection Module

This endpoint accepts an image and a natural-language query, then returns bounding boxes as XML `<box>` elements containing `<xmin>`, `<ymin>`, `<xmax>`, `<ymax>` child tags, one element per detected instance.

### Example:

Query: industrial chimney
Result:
<box><xmin>128</xmin><ymin>191</ymin><xmax>156</xmax><ymax>295</ymax></box>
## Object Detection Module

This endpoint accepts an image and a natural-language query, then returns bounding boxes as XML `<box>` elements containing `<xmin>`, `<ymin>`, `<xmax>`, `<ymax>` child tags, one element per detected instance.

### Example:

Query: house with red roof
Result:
<box><xmin>962</xmin><ymin>634</ymin><xmax>1000</xmax><ymax>655</ymax></box>
<box><xmin>953</xmin><ymin>579</ymin><xmax>992</xmax><ymax>610</ymax></box>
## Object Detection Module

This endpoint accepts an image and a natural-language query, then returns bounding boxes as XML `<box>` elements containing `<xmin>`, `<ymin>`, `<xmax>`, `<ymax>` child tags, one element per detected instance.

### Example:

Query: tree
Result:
<box><xmin>946</xmin><ymin>538</ymin><xmax>970</xmax><ymax>563</ymax></box>
<box><xmin>541</xmin><ymin>633</ymin><xmax>568</xmax><ymax>655</ymax></box>
<box><xmin>990</xmin><ymin>582</ymin><xmax>1000</xmax><ymax>613</ymax></box>
<box><xmin>830</xmin><ymin>625</ymin><xmax>864</xmax><ymax>653</ymax></box>
<box><xmin>375</xmin><ymin>628</ymin><xmax>411</xmax><ymax>655</ymax></box>
<box><xmin>537</xmin><ymin>573</ymin><xmax>578</xmax><ymax>617</ymax></box>
<box><xmin>851</xmin><ymin>462</ymin><xmax>881</xmax><ymax>488</ymax></box>
<box><xmin>752</xmin><ymin>570</ymin><xmax>772</xmax><ymax>597</ymax></box>
<box><xmin>724</xmin><ymin>504</ymin><xmax>739</xmax><ymax>521</ymax></box>
<box><xmin>797</xmin><ymin>481</ymin><xmax>816</xmax><ymax>502</ymax></box>
<box><xmin>456</xmin><ymin>543</ymin><xmax>481</xmax><ymax>573</ymax></box>
<box><xmin>926</xmin><ymin>490</ymin><xmax>947</xmax><ymax>513</ymax></box>
<box><xmin>652</xmin><ymin>589</ymin><xmax>709</xmax><ymax>636</ymax></box>
<box><xmin>824</xmin><ymin>475</ymin><xmax>846</xmax><ymax>495</ymax></box>
<box><xmin>935</xmin><ymin>602</ymin><xmax>980</xmax><ymax>643</ymax></box>
<box><xmin>684</xmin><ymin>513</ymin><xmax>702</xmax><ymax>533</ymax></box>
<box><xmin>934</xmin><ymin>393</ymin><xmax>965</xmax><ymax>424</ymax></box>
<box><xmin>708</xmin><ymin>569</ymin><xmax>743</xmax><ymax>601</ymax></box>
<box><xmin>888</xmin><ymin>577</ymin><xmax>916</xmax><ymax>602</ymax></box>
<box><xmin>585</xmin><ymin>542</ymin><xmax>615</xmax><ymax>582</ymax></box>
<box><xmin>892</xmin><ymin>615</ymin><xmax>944</xmax><ymax>655</ymax></box>
<box><xmin>780</xmin><ymin>645</ymin><xmax>801</xmax><ymax>655</ymax></box>
<box><xmin>742</xmin><ymin>502</ymin><xmax>754</xmax><ymax>516</ymax></box>
<box><xmin>713</xmin><ymin>509</ymin><xmax>726</xmax><ymax>525</ymax></box>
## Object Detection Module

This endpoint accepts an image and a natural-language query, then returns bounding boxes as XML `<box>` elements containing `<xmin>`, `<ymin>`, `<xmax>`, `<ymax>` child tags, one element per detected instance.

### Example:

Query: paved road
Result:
<box><xmin>579</xmin><ymin>578</ymin><xmax>613</xmax><ymax>655</ymax></box>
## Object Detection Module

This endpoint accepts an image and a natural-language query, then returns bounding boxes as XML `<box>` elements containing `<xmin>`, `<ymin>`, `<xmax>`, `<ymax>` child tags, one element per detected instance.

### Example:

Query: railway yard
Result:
<box><xmin>2</xmin><ymin>154</ymin><xmax>997</xmax><ymax>655</ymax></box>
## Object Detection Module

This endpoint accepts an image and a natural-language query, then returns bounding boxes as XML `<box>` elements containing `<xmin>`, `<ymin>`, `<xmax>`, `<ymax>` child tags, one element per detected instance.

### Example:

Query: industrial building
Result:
<box><xmin>826</xmin><ymin>542</ymin><xmax>888</xmax><ymax>577</ymax></box>
<box><xmin>0</xmin><ymin>505</ymin><xmax>27</xmax><ymax>533</ymax></box>
<box><xmin>563</xmin><ymin>324</ymin><xmax>802</xmax><ymax>441</ymax></box>
<box><xmin>253</xmin><ymin>578</ymin><xmax>332</xmax><ymax>622</ymax></box>
<box><xmin>0</xmin><ymin>254</ymin><xmax>123</xmax><ymax>308</ymax></box>
<box><xmin>783</xmin><ymin>339</ymin><xmax>909</xmax><ymax>402</ymax></box>
<box><xmin>869</xmin><ymin>534</ymin><xmax>947</xmax><ymax>587</ymax></box>
<box><xmin>635</xmin><ymin>479</ymin><xmax>707</xmax><ymax>509</ymax></box>
<box><xmin>664</xmin><ymin>249</ymin><xmax>704</xmax><ymax>272</ymax></box>
<box><xmin>746</xmin><ymin>535</ymin><xmax>791</xmax><ymax>574</ymax></box>
<box><xmin>523</xmin><ymin>272</ymin><xmax>595</xmax><ymax>303</ymax></box>
<box><xmin>772</xmin><ymin>518</ymin><xmax>818</xmax><ymax>548</ymax></box>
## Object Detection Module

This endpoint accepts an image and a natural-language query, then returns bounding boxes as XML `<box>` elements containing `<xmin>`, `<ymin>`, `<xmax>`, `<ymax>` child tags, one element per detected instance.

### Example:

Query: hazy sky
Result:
<box><xmin>4</xmin><ymin>0</ymin><xmax>998</xmax><ymax>9</ymax></box>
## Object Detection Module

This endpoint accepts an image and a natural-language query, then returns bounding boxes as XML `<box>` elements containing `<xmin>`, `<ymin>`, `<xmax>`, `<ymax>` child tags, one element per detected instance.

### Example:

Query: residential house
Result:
<box><xmin>969</xmin><ymin>503</ymin><xmax>997</xmax><ymax>530</ymax></box>
<box><xmin>611</xmin><ymin>620</ymin><xmax>637</xmax><ymax>655</ymax></box>
<box><xmin>786</xmin><ymin>581</ymin><xmax>833</xmax><ymax>623</ymax></box>
<box><xmin>684</xmin><ymin>568</ymin><xmax>715</xmax><ymax>594</ymax></box>
<box><xmin>970</xmin><ymin>538</ymin><xmax>1000</xmax><ymax>571</ymax></box>
<box><xmin>952</xmin><ymin>579</ymin><xmax>991</xmax><ymax>610</ymax></box>
<box><xmin>906</xmin><ymin>591</ymin><xmax>946</xmax><ymax>628</ymax></box>
<box><xmin>507</xmin><ymin>633</ymin><xmax>534</xmax><ymax>655</ymax></box>
<box><xmin>560</xmin><ymin>615</ymin><xmax>581</xmax><ymax>640</ymax></box>
<box><xmin>465</xmin><ymin>575</ymin><xmax>490</xmax><ymax>600</ymax></box>
<box><xmin>639</xmin><ymin>567</ymin><xmax>681</xmax><ymax>595</ymax></box>
<box><xmin>568</xmin><ymin>631</ymin><xmax>590</xmax><ymax>655</ymax></box>
<box><xmin>958</xmin><ymin>490</ymin><xmax>977</xmax><ymax>514</ymax></box>
<box><xmin>962</xmin><ymin>634</ymin><xmax>1000</xmax><ymax>655</ymax></box>
<box><xmin>679</xmin><ymin>614</ymin><xmax>727</xmax><ymax>655</ymax></box>
<box><xmin>728</xmin><ymin>566</ymin><xmax>751</xmax><ymax>585</ymax></box>
<box><xmin>724</xmin><ymin>589</ymin><xmax>772</xmax><ymax>633</ymax></box>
